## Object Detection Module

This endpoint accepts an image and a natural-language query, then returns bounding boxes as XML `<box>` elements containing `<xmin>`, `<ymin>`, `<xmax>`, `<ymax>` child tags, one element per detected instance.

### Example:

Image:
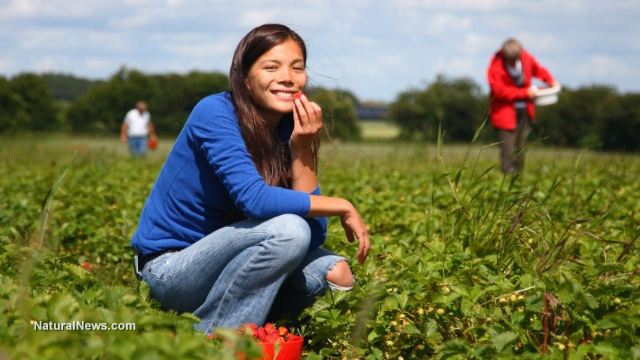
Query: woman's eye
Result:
<box><xmin>265</xmin><ymin>66</ymin><xmax>277</xmax><ymax>71</ymax></box>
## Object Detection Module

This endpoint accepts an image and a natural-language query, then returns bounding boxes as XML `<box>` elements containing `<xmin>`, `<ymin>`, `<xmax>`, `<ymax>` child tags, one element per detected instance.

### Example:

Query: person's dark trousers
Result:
<box><xmin>496</xmin><ymin>108</ymin><xmax>532</xmax><ymax>174</ymax></box>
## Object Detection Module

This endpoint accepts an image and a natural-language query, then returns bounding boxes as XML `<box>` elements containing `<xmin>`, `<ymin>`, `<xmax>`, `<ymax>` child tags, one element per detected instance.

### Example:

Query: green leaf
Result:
<box><xmin>62</xmin><ymin>262</ymin><xmax>90</xmax><ymax>282</ymax></box>
<box><xmin>367</xmin><ymin>329</ymin><xmax>378</xmax><ymax>342</ymax></box>
<box><xmin>630</xmin><ymin>344</ymin><xmax>640</xmax><ymax>360</ymax></box>
<box><xmin>438</xmin><ymin>339</ymin><xmax>471</xmax><ymax>360</ymax></box>
<box><xmin>460</xmin><ymin>298</ymin><xmax>473</xmax><ymax>314</ymax></box>
<box><xmin>306</xmin><ymin>352</ymin><xmax>323</xmax><ymax>360</ymax></box>
<box><xmin>179</xmin><ymin>312</ymin><xmax>201</xmax><ymax>324</ymax></box>
<box><xmin>402</xmin><ymin>322</ymin><xmax>421</xmax><ymax>335</ymax></box>
<box><xmin>491</xmin><ymin>331</ymin><xmax>518</xmax><ymax>353</ymax></box>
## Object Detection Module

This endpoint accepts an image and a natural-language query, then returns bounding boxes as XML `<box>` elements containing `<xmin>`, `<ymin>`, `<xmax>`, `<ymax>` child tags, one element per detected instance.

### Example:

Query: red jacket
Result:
<box><xmin>487</xmin><ymin>49</ymin><xmax>555</xmax><ymax>130</ymax></box>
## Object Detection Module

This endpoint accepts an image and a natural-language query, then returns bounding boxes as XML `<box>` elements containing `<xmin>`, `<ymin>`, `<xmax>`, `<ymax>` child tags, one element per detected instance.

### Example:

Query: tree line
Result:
<box><xmin>388</xmin><ymin>75</ymin><xmax>640</xmax><ymax>152</ymax></box>
<box><xmin>2</xmin><ymin>70</ymin><xmax>640</xmax><ymax>151</ymax></box>
<box><xmin>0</xmin><ymin>68</ymin><xmax>360</xmax><ymax>140</ymax></box>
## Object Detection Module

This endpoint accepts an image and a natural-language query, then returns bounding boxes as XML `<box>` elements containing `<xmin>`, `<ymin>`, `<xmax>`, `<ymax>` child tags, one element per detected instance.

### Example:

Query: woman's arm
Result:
<box><xmin>191</xmin><ymin>95</ymin><xmax>311</xmax><ymax>219</ymax></box>
<box><xmin>289</xmin><ymin>95</ymin><xmax>370</xmax><ymax>264</ymax></box>
<box><xmin>289</xmin><ymin>94</ymin><xmax>320</xmax><ymax>193</ymax></box>
<box><xmin>307</xmin><ymin>195</ymin><xmax>370</xmax><ymax>265</ymax></box>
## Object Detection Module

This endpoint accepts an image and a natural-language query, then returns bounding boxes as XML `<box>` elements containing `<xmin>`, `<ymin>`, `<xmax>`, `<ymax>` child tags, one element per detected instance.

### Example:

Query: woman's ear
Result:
<box><xmin>244</xmin><ymin>77</ymin><xmax>253</xmax><ymax>94</ymax></box>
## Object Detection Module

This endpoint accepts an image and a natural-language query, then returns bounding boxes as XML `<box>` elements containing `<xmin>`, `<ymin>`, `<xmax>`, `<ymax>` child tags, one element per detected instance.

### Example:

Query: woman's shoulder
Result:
<box><xmin>194</xmin><ymin>91</ymin><xmax>234</xmax><ymax>112</ymax></box>
<box><xmin>186</xmin><ymin>92</ymin><xmax>237</xmax><ymax>126</ymax></box>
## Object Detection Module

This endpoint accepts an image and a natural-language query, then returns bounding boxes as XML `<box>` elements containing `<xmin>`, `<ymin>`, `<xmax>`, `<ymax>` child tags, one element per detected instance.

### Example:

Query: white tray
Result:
<box><xmin>535</xmin><ymin>86</ymin><xmax>561</xmax><ymax>106</ymax></box>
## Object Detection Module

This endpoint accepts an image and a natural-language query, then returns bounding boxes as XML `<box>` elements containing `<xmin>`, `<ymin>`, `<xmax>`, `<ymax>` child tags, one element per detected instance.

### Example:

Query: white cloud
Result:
<box><xmin>350</xmin><ymin>35</ymin><xmax>377</xmax><ymax>47</ymax></box>
<box><xmin>17</xmin><ymin>28</ymin><xmax>129</xmax><ymax>53</ymax></box>
<box><xmin>393</xmin><ymin>0</ymin><xmax>510</xmax><ymax>12</ymax></box>
<box><xmin>461</xmin><ymin>33</ymin><xmax>500</xmax><ymax>55</ymax></box>
<box><xmin>153</xmin><ymin>33</ymin><xmax>237</xmax><ymax>58</ymax></box>
<box><xmin>33</xmin><ymin>56</ymin><xmax>57</xmax><ymax>73</ymax></box>
<box><xmin>0</xmin><ymin>0</ymin><xmax>98</xmax><ymax>20</ymax></box>
<box><xmin>0</xmin><ymin>59</ymin><xmax>14</xmax><ymax>72</ymax></box>
<box><xmin>239</xmin><ymin>10</ymin><xmax>278</xmax><ymax>27</ymax></box>
<box><xmin>377</xmin><ymin>55</ymin><xmax>405</xmax><ymax>67</ymax></box>
<box><xmin>427</xmin><ymin>13</ymin><xmax>472</xmax><ymax>34</ymax></box>
<box><xmin>121</xmin><ymin>0</ymin><xmax>156</xmax><ymax>6</ymax></box>
<box><xmin>84</xmin><ymin>58</ymin><xmax>114</xmax><ymax>72</ymax></box>
<box><xmin>518</xmin><ymin>33</ymin><xmax>565</xmax><ymax>52</ymax></box>
<box><xmin>2</xmin><ymin>0</ymin><xmax>640</xmax><ymax>100</ymax></box>
<box><xmin>577</xmin><ymin>54</ymin><xmax>631</xmax><ymax>78</ymax></box>
<box><xmin>109</xmin><ymin>12</ymin><xmax>153</xmax><ymax>28</ymax></box>
<box><xmin>0</xmin><ymin>0</ymin><xmax>38</xmax><ymax>18</ymax></box>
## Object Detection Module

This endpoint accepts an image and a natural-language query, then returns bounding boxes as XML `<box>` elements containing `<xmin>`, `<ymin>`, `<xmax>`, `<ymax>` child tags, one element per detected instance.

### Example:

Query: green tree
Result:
<box><xmin>307</xmin><ymin>87</ymin><xmax>361</xmax><ymax>140</ymax></box>
<box><xmin>535</xmin><ymin>86</ymin><xmax>619</xmax><ymax>149</ymax></box>
<box><xmin>150</xmin><ymin>71</ymin><xmax>229</xmax><ymax>134</ymax></box>
<box><xmin>67</xmin><ymin>67</ymin><xmax>229</xmax><ymax>135</ymax></box>
<box><xmin>388</xmin><ymin>75</ymin><xmax>487</xmax><ymax>141</ymax></box>
<box><xmin>42</xmin><ymin>73</ymin><xmax>101</xmax><ymax>102</ymax></box>
<box><xmin>601</xmin><ymin>92</ymin><xmax>640</xmax><ymax>151</ymax></box>
<box><xmin>67</xmin><ymin>67</ymin><xmax>156</xmax><ymax>133</ymax></box>
<box><xmin>3</xmin><ymin>73</ymin><xmax>60</xmax><ymax>132</ymax></box>
<box><xmin>0</xmin><ymin>76</ymin><xmax>30</xmax><ymax>133</ymax></box>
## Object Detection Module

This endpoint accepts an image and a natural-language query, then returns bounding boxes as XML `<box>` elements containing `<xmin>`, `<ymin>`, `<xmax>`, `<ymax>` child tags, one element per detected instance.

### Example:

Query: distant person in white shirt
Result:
<box><xmin>120</xmin><ymin>101</ymin><xmax>157</xmax><ymax>157</ymax></box>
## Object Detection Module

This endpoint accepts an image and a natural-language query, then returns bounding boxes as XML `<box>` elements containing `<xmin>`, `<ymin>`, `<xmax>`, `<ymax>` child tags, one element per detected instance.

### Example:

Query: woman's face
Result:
<box><xmin>247</xmin><ymin>38</ymin><xmax>307</xmax><ymax>125</ymax></box>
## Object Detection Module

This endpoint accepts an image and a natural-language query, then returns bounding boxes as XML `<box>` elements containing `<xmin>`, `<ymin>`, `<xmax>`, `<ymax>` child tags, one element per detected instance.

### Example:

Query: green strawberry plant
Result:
<box><xmin>0</xmin><ymin>136</ymin><xmax>638</xmax><ymax>359</ymax></box>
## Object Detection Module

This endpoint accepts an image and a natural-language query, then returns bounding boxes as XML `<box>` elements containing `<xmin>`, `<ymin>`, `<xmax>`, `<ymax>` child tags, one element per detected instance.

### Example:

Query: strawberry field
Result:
<box><xmin>1</xmin><ymin>135</ymin><xmax>639</xmax><ymax>359</ymax></box>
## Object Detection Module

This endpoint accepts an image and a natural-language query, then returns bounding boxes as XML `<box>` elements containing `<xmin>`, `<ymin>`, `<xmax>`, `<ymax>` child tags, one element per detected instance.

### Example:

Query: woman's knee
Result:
<box><xmin>266</xmin><ymin>214</ymin><xmax>311</xmax><ymax>259</ymax></box>
<box><xmin>326</xmin><ymin>260</ymin><xmax>354</xmax><ymax>288</ymax></box>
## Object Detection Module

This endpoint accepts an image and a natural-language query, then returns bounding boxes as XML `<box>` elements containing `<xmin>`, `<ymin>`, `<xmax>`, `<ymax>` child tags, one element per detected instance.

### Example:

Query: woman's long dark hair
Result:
<box><xmin>229</xmin><ymin>24</ymin><xmax>318</xmax><ymax>188</ymax></box>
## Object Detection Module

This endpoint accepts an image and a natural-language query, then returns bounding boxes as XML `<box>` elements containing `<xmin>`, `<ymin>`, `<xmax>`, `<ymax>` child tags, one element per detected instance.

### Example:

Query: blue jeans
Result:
<box><xmin>137</xmin><ymin>214</ymin><xmax>347</xmax><ymax>334</ymax></box>
<box><xmin>128</xmin><ymin>136</ymin><xmax>147</xmax><ymax>157</ymax></box>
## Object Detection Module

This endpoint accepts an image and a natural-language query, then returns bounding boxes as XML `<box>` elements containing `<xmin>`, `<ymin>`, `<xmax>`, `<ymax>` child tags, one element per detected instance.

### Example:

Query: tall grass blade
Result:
<box><xmin>38</xmin><ymin>151</ymin><xmax>77</xmax><ymax>249</ymax></box>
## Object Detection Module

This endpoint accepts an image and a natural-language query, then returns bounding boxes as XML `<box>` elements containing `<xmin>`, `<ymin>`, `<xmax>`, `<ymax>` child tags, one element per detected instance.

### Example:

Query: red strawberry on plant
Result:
<box><xmin>80</xmin><ymin>261</ymin><xmax>92</xmax><ymax>272</ymax></box>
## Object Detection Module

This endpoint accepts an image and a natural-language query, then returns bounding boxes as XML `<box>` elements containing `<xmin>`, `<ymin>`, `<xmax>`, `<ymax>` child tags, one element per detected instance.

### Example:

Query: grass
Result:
<box><xmin>358</xmin><ymin>120</ymin><xmax>400</xmax><ymax>141</ymax></box>
<box><xmin>1</xmin><ymin>134</ymin><xmax>639</xmax><ymax>359</ymax></box>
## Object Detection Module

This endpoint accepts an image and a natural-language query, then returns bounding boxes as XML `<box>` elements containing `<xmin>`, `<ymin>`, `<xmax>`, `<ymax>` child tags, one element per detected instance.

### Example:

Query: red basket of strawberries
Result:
<box><xmin>209</xmin><ymin>323</ymin><xmax>303</xmax><ymax>360</ymax></box>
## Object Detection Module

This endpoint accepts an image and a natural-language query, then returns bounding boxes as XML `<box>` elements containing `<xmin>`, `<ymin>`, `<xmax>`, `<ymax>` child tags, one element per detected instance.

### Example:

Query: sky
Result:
<box><xmin>2</xmin><ymin>0</ymin><xmax>639</xmax><ymax>102</ymax></box>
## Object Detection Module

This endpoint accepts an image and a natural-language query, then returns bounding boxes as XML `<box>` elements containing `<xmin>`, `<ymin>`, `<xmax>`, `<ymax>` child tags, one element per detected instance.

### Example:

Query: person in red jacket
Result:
<box><xmin>487</xmin><ymin>38</ymin><xmax>560</xmax><ymax>174</ymax></box>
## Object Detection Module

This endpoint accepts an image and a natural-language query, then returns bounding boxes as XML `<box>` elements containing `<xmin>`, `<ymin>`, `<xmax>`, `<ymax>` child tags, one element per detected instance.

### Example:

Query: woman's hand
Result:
<box><xmin>340</xmin><ymin>204</ymin><xmax>371</xmax><ymax>265</ymax></box>
<box><xmin>308</xmin><ymin>196</ymin><xmax>372</xmax><ymax>265</ymax></box>
<box><xmin>289</xmin><ymin>94</ymin><xmax>322</xmax><ymax>153</ymax></box>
